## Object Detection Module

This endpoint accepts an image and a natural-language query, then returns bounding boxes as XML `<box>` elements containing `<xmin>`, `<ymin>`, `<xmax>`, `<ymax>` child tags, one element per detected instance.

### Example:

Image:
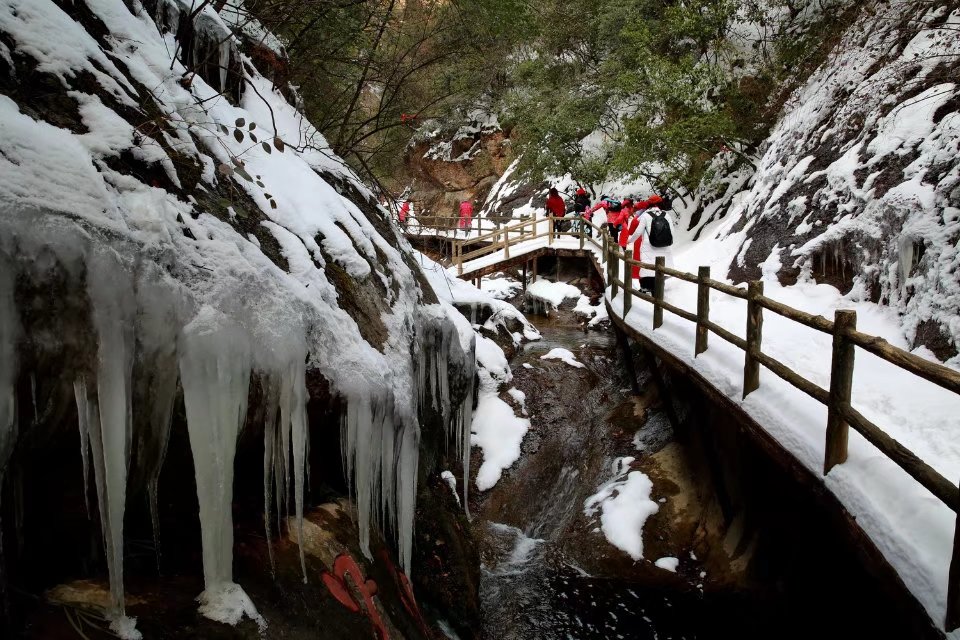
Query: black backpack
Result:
<box><xmin>606</xmin><ymin>200</ymin><xmax>622</xmax><ymax>213</ymax></box>
<box><xmin>649</xmin><ymin>211</ymin><xmax>673</xmax><ymax>247</ymax></box>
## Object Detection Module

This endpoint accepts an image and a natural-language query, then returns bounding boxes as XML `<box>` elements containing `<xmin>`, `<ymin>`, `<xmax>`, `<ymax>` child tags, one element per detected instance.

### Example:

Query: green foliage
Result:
<box><xmin>499</xmin><ymin>0</ymin><xmax>829</xmax><ymax>191</ymax></box>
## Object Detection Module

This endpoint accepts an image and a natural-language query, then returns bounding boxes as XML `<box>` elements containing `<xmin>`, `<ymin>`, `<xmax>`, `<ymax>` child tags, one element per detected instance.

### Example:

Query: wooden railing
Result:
<box><xmin>603</xmin><ymin>240</ymin><xmax>960</xmax><ymax>631</ymax></box>
<box><xmin>451</xmin><ymin>218</ymin><xmax>960</xmax><ymax>629</ymax></box>
<box><xmin>400</xmin><ymin>215</ymin><xmax>498</xmax><ymax>237</ymax></box>
<box><xmin>453</xmin><ymin>216</ymin><xmax>603</xmax><ymax>274</ymax></box>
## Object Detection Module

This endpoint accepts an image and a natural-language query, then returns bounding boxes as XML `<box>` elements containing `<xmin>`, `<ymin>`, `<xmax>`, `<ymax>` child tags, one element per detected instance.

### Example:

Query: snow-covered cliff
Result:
<box><xmin>688</xmin><ymin>0</ymin><xmax>960</xmax><ymax>360</ymax></box>
<box><xmin>0</xmin><ymin>1</ymin><xmax>477</xmax><ymax>636</ymax></box>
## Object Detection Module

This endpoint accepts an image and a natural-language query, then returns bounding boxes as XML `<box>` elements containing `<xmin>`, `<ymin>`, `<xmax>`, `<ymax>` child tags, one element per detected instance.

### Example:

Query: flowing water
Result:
<box><xmin>477</xmin><ymin>306</ymin><xmax>705</xmax><ymax>639</ymax></box>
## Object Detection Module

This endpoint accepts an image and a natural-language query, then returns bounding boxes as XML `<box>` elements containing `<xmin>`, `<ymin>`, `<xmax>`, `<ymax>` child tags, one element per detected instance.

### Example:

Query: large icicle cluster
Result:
<box><xmin>0</xmin><ymin>0</ymin><xmax>479</xmax><ymax>636</ymax></box>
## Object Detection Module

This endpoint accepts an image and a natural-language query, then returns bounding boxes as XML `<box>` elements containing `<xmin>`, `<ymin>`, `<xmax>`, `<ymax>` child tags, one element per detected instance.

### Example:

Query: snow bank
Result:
<box><xmin>540</xmin><ymin>348</ymin><xmax>585</xmax><ymax>369</ymax></box>
<box><xmin>654</xmin><ymin>557</ymin><xmax>679</xmax><ymax>573</ymax></box>
<box><xmin>526</xmin><ymin>278</ymin><xmax>582</xmax><ymax>308</ymax></box>
<box><xmin>583</xmin><ymin>457</ymin><xmax>660</xmax><ymax>561</ymax></box>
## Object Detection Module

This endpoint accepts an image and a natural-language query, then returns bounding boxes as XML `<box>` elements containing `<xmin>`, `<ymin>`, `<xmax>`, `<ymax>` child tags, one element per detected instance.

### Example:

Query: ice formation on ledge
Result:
<box><xmin>0</xmin><ymin>0</ymin><xmax>482</xmax><ymax>630</ymax></box>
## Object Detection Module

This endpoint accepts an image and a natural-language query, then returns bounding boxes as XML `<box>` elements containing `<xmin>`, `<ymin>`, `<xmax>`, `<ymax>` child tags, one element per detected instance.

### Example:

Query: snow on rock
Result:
<box><xmin>654</xmin><ymin>557</ymin><xmax>679</xmax><ymax>573</ymax></box>
<box><xmin>583</xmin><ymin>457</ymin><xmax>660</xmax><ymax>561</ymax></box>
<box><xmin>440</xmin><ymin>470</ymin><xmax>461</xmax><ymax>506</ymax></box>
<box><xmin>415</xmin><ymin>253</ymin><xmax>538</xmax><ymax>492</ymax></box>
<box><xmin>471</xmin><ymin>389</ymin><xmax>531</xmax><ymax>492</ymax></box>
<box><xmin>417</xmin><ymin>251</ymin><xmax>541</xmax><ymax>342</ymax></box>
<box><xmin>507</xmin><ymin>387</ymin><xmax>527</xmax><ymax>416</ymax></box>
<box><xmin>540</xmin><ymin>348</ymin><xmax>585</xmax><ymax>369</ymax></box>
<box><xmin>526</xmin><ymin>277</ymin><xmax>582</xmax><ymax>310</ymax></box>
<box><xmin>573</xmin><ymin>294</ymin><xmax>609</xmax><ymax>327</ymax></box>
<box><xmin>481</xmin><ymin>275</ymin><xmax>524</xmax><ymax>300</ymax></box>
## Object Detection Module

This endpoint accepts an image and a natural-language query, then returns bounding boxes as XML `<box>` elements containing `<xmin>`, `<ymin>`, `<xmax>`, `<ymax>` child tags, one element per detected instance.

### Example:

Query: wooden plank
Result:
<box><xmin>847</xmin><ymin>329</ymin><xmax>960</xmax><ymax>396</ymax></box>
<box><xmin>623</xmin><ymin>249</ymin><xmax>632</xmax><ymax>318</ymax></box>
<box><xmin>653</xmin><ymin>257</ymin><xmax>665</xmax><ymax>329</ymax></box>
<box><xmin>840</xmin><ymin>404</ymin><xmax>957</xmax><ymax>510</ymax></box>
<box><xmin>743</xmin><ymin>281</ymin><xmax>764</xmax><ymax>398</ymax></box>
<box><xmin>706</xmin><ymin>278</ymin><xmax>749</xmax><ymax>299</ymax></box>
<box><xmin>753</xmin><ymin>350</ymin><xmax>830</xmax><ymax>404</ymax></box>
<box><xmin>659</xmin><ymin>298</ymin><xmax>698</xmax><ymax>324</ymax></box>
<box><xmin>696</xmin><ymin>266</ymin><xmax>710</xmax><ymax>356</ymax></box>
<box><xmin>706</xmin><ymin>320</ymin><xmax>748</xmax><ymax>350</ymax></box>
<box><xmin>760</xmin><ymin>295</ymin><xmax>834</xmax><ymax>334</ymax></box>
<box><xmin>825</xmin><ymin>310</ymin><xmax>856</xmax><ymax>474</ymax></box>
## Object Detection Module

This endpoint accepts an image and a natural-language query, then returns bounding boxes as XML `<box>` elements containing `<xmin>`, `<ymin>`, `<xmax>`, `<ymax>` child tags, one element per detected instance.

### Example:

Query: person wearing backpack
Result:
<box><xmin>625</xmin><ymin>194</ymin><xmax>675</xmax><ymax>293</ymax></box>
<box><xmin>589</xmin><ymin>196</ymin><xmax>623</xmax><ymax>237</ymax></box>
<box><xmin>620</xmin><ymin>199</ymin><xmax>648</xmax><ymax>279</ymax></box>
<box><xmin>572</xmin><ymin>187</ymin><xmax>593</xmax><ymax>237</ymax></box>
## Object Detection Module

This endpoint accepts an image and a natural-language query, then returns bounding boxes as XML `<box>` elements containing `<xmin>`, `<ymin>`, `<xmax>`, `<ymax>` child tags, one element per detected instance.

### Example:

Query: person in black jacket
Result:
<box><xmin>573</xmin><ymin>187</ymin><xmax>592</xmax><ymax>236</ymax></box>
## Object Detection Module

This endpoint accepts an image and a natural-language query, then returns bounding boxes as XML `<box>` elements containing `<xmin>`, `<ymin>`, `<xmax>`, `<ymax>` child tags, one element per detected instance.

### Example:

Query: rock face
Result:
<box><xmin>0</xmin><ymin>1</ymin><xmax>478</xmax><ymax>637</ymax></box>
<box><xmin>690</xmin><ymin>0</ymin><xmax>960</xmax><ymax>358</ymax></box>
<box><xmin>400</xmin><ymin>113</ymin><xmax>514</xmax><ymax>222</ymax></box>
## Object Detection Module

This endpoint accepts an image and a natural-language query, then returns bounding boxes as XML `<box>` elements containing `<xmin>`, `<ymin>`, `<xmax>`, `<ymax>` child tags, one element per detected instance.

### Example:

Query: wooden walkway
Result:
<box><xmin>452</xmin><ymin>216</ymin><xmax>960</xmax><ymax>632</ymax></box>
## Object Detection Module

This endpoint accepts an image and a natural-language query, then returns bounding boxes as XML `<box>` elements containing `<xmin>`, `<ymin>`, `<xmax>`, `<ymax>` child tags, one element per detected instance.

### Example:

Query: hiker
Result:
<box><xmin>589</xmin><ymin>196</ymin><xmax>623</xmax><ymax>237</ymax></box>
<box><xmin>625</xmin><ymin>194</ymin><xmax>675</xmax><ymax>292</ymax></box>
<box><xmin>545</xmin><ymin>187</ymin><xmax>566</xmax><ymax>235</ymax></box>
<box><xmin>399</xmin><ymin>200</ymin><xmax>410</xmax><ymax>224</ymax></box>
<box><xmin>572</xmin><ymin>187</ymin><xmax>593</xmax><ymax>236</ymax></box>
<box><xmin>620</xmin><ymin>199</ymin><xmax>648</xmax><ymax>279</ymax></box>
<box><xmin>459</xmin><ymin>199</ymin><xmax>474</xmax><ymax>234</ymax></box>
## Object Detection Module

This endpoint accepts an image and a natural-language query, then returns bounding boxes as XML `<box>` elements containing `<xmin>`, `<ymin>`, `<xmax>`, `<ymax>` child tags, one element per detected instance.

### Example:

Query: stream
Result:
<box><xmin>476</xmin><ymin>298</ymin><xmax>711</xmax><ymax>640</ymax></box>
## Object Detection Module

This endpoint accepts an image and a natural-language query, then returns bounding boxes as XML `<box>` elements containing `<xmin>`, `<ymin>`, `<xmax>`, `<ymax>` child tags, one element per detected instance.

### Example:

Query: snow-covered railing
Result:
<box><xmin>400</xmin><ymin>215</ymin><xmax>498</xmax><ymax>238</ymax></box>
<box><xmin>453</xmin><ymin>216</ymin><xmax>598</xmax><ymax>274</ymax></box>
<box><xmin>604</xmin><ymin>241</ymin><xmax>960</xmax><ymax>632</ymax></box>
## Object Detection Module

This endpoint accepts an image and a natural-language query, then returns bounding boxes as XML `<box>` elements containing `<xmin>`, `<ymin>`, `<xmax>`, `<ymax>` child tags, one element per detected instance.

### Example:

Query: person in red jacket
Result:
<box><xmin>545</xmin><ymin>187</ymin><xmax>566</xmax><ymax>236</ymax></box>
<box><xmin>399</xmin><ymin>200</ymin><xmax>410</xmax><ymax>224</ymax></box>
<box><xmin>458</xmin><ymin>200</ymin><xmax>474</xmax><ymax>233</ymax></box>
<box><xmin>621</xmin><ymin>199</ymin><xmax>649</xmax><ymax>279</ymax></box>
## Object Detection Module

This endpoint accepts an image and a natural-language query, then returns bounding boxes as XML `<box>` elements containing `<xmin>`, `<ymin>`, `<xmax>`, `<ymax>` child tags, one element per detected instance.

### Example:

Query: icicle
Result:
<box><xmin>122</xmin><ymin>275</ymin><xmax>182</xmax><ymax>575</ymax></box>
<box><xmin>218</xmin><ymin>41</ymin><xmax>230</xmax><ymax>93</ymax></box>
<box><xmin>396</xmin><ymin>418</ymin><xmax>419</xmax><ymax>574</ymax></box>
<box><xmin>0</xmin><ymin>259</ymin><xmax>18</xmax><ymax>478</ymax></box>
<box><xmin>85</xmin><ymin>250</ymin><xmax>139</xmax><ymax>639</ymax></box>
<box><xmin>144</xmin><ymin>362</ymin><xmax>177</xmax><ymax>576</ymax></box>
<box><xmin>279</xmin><ymin>358</ymin><xmax>308</xmax><ymax>583</ymax></box>
<box><xmin>74</xmin><ymin>379</ymin><xmax>92</xmax><ymax>518</ymax></box>
<box><xmin>179</xmin><ymin>307</ymin><xmax>264</xmax><ymax>629</ymax></box>
<box><xmin>0</xmin><ymin>257</ymin><xmax>19</xmax><ymax>600</ymax></box>
<box><xmin>262</xmin><ymin>376</ymin><xmax>280</xmax><ymax>575</ymax></box>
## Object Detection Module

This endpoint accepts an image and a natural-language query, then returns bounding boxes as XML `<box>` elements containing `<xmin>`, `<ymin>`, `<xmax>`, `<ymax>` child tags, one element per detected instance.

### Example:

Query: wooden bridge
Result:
<box><xmin>446</xmin><ymin>214</ymin><xmax>960</xmax><ymax>632</ymax></box>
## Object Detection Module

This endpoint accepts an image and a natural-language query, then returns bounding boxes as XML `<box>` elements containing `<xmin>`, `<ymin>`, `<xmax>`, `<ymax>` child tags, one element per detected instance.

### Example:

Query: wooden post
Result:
<box><xmin>579</xmin><ymin>222</ymin><xmax>585</xmax><ymax>250</ymax></box>
<box><xmin>653</xmin><ymin>257</ymin><xmax>665</xmax><ymax>329</ymax></box>
<box><xmin>825</xmin><ymin>310</ymin><xmax>856</xmax><ymax>474</ymax></box>
<box><xmin>504</xmin><ymin>227</ymin><xmax>510</xmax><ymax>259</ymax></box>
<box><xmin>743</xmin><ymin>280</ymin><xmax>764</xmax><ymax>398</ymax></box>
<box><xmin>695</xmin><ymin>266</ymin><xmax>710</xmax><ymax>356</ymax></box>
<box><xmin>532</xmin><ymin>257</ymin><xmax>538</xmax><ymax>283</ymax></box>
<box><xmin>522</xmin><ymin>262</ymin><xmax>528</xmax><ymax>294</ymax></box>
<box><xmin>623</xmin><ymin>249</ymin><xmax>632</xmax><ymax>319</ymax></box>
<box><xmin>456</xmin><ymin>242</ymin><xmax>463</xmax><ymax>275</ymax></box>
<box><xmin>948</xmin><ymin>496</ymin><xmax>960</xmax><ymax>632</ymax></box>
<box><xmin>610</xmin><ymin>245</ymin><xmax>619</xmax><ymax>299</ymax></box>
